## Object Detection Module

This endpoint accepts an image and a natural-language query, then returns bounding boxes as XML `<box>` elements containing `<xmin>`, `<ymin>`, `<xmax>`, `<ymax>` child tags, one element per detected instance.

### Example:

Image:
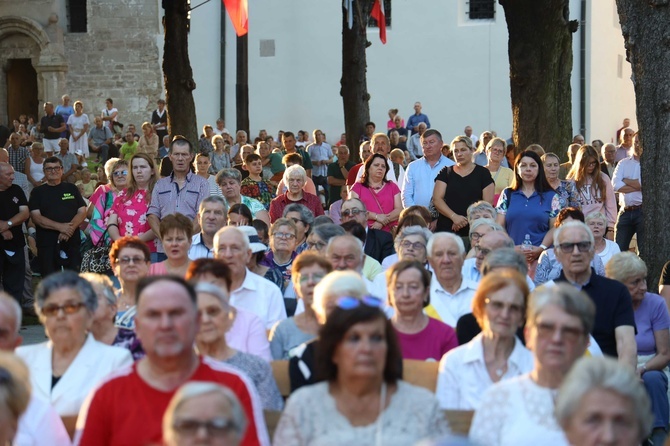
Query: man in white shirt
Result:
<box><xmin>213</xmin><ymin>226</ymin><xmax>286</xmax><ymax>329</ymax></box>
<box><xmin>188</xmin><ymin>196</ymin><xmax>227</xmax><ymax>260</ymax></box>
<box><xmin>355</xmin><ymin>133</ymin><xmax>405</xmax><ymax>186</ymax></box>
<box><xmin>0</xmin><ymin>293</ymin><xmax>71</xmax><ymax>445</ymax></box>
<box><xmin>426</xmin><ymin>232</ymin><xmax>477</xmax><ymax>327</ymax></box>
<box><xmin>325</xmin><ymin>234</ymin><xmax>385</xmax><ymax>298</ymax></box>
<box><xmin>612</xmin><ymin>133</ymin><xmax>643</xmax><ymax>253</ymax></box>
<box><xmin>213</xmin><ymin>118</ymin><xmax>229</xmax><ymax>136</ymax></box>
<box><xmin>406</xmin><ymin>122</ymin><xmax>427</xmax><ymax>161</ymax></box>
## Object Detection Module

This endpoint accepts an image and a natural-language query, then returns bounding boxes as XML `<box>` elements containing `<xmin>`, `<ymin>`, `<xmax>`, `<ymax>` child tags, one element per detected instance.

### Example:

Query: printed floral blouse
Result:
<box><xmin>109</xmin><ymin>188</ymin><xmax>156</xmax><ymax>251</ymax></box>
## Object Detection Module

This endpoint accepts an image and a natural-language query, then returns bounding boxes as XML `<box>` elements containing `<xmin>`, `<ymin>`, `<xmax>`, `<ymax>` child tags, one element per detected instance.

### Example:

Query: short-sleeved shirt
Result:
<box><xmin>240</xmin><ymin>177</ymin><xmax>275</xmax><ymax>209</ymax></box>
<box><xmin>7</xmin><ymin>146</ymin><xmax>30</xmax><ymax>173</ymax></box>
<box><xmin>306</xmin><ymin>143</ymin><xmax>332</xmax><ymax>177</ymax></box>
<box><xmin>634</xmin><ymin>292</ymin><xmax>670</xmax><ymax>356</ymax></box>
<box><xmin>55</xmin><ymin>152</ymin><xmax>78</xmax><ymax>173</ymax></box>
<box><xmin>327</xmin><ymin>161</ymin><xmax>354</xmax><ymax>203</ymax></box>
<box><xmin>555</xmin><ymin>270</ymin><xmax>636</xmax><ymax>358</ymax></box>
<box><xmin>497</xmin><ymin>188</ymin><xmax>560</xmax><ymax>246</ymax></box>
<box><xmin>39</xmin><ymin>113</ymin><xmax>65</xmax><ymax>140</ymax></box>
<box><xmin>109</xmin><ymin>189</ymin><xmax>155</xmax><ymax>251</ymax></box>
<box><xmin>29</xmin><ymin>182</ymin><xmax>86</xmax><ymax>246</ymax></box>
<box><xmin>394</xmin><ymin>317</ymin><xmax>458</xmax><ymax>361</ymax></box>
<box><xmin>269</xmin><ymin>192</ymin><xmax>324</xmax><ymax>223</ymax></box>
<box><xmin>0</xmin><ymin>184</ymin><xmax>28</xmax><ymax>250</ymax></box>
<box><xmin>147</xmin><ymin>171</ymin><xmax>209</xmax><ymax>221</ymax></box>
<box><xmin>434</xmin><ymin>164</ymin><xmax>494</xmax><ymax>235</ymax></box>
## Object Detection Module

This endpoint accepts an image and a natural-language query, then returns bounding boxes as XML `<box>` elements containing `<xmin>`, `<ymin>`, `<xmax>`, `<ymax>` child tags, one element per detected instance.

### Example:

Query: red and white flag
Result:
<box><xmin>222</xmin><ymin>0</ymin><xmax>248</xmax><ymax>37</ymax></box>
<box><xmin>370</xmin><ymin>0</ymin><xmax>386</xmax><ymax>44</ymax></box>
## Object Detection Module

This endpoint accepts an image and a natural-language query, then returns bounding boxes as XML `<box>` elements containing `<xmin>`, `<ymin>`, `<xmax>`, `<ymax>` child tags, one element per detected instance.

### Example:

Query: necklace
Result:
<box><xmin>369</xmin><ymin>182</ymin><xmax>383</xmax><ymax>190</ymax></box>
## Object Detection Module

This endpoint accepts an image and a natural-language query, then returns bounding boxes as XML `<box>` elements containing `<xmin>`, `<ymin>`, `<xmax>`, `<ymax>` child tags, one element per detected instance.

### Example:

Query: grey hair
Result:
<box><xmin>469</xmin><ymin>218</ymin><xmax>503</xmax><ymax>237</ymax></box>
<box><xmin>480</xmin><ymin>248</ymin><xmax>528</xmax><ymax>276</ymax></box>
<box><xmin>313</xmin><ymin>215</ymin><xmax>334</xmax><ymax>227</ymax></box>
<box><xmin>35</xmin><ymin>271</ymin><xmax>98</xmax><ymax>315</ymax></box>
<box><xmin>283</xmin><ymin>203</ymin><xmax>315</xmax><ymax>227</ymax></box>
<box><xmin>466</xmin><ymin>201</ymin><xmax>497</xmax><ymax>222</ymax></box>
<box><xmin>312</xmin><ymin>224</ymin><xmax>346</xmax><ymax>243</ymax></box>
<box><xmin>556</xmin><ymin>356</ymin><xmax>652</xmax><ymax>441</ymax></box>
<box><xmin>326</xmin><ymin>235</ymin><xmax>365</xmax><ymax>264</ymax></box>
<box><xmin>79</xmin><ymin>273</ymin><xmax>117</xmax><ymax>307</ymax></box>
<box><xmin>104</xmin><ymin>157</ymin><xmax>121</xmax><ymax>179</ymax></box>
<box><xmin>312</xmin><ymin>271</ymin><xmax>367</xmax><ymax>320</ymax></box>
<box><xmin>605</xmin><ymin>252</ymin><xmax>648</xmax><ymax>283</ymax></box>
<box><xmin>194</xmin><ymin>282</ymin><xmax>231</xmax><ymax>306</ymax></box>
<box><xmin>342</xmin><ymin>197</ymin><xmax>367</xmax><ymax>212</ymax></box>
<box><xmin>526</xmin><ymin>283</ymin><xmax>595</xmax><ymax>334</ymax></box>
<box><xmin>584</xmin><ymin>211</ymin><xmax>607</xmax><ymax>227</ymax></box>
<box><xmin>163</xmin><ymin>381</ymin><xmax>248</xmax><ymax>443</ymax></box>
<box><xmin>0</xmin><ymin>293</ymin><xmax>22</xmax><ymax>334</ymax></box>
<box><xmin>213</xmin><ymin>226</ymin><xmax>250</xmax><ymax>253</ymax></box>
<box><xmin>394</xmin><ymin>226</ymin><xmax>433</xmax><ymax>252</ymax></box>
<box><xmin>216</xmin><ymin>168</ymin><xmax>242</xmax><ymax>185</ymax></box>
<box><xmin>200</xmin><ymin>195</ymin><xmax>228</xmax><ymax>213</ymax></box>
<box><xmin>283</xmin><ymin>164</ymin><xmax>306</xmax><ymax>183</ymax></box>
<box><xmin>427</xmin><ymin>232</ymin><xmax>465</xmax><ymax>258</ymax></box>
<box><xmin>553</xmin><ymin>220</ymin><xmax>595</xmax><ymax>248</ymax></box>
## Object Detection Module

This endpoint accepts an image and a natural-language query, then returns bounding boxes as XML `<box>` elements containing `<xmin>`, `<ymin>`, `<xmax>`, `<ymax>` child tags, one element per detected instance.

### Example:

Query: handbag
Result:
<box><xmin>81</xmin><ymin>229</ymin><xmax>112</xmax><ymax>274</ymax></box>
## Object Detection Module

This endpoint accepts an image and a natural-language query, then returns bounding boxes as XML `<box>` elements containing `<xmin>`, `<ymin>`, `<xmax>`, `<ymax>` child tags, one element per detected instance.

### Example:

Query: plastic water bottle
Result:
<box><xmin>522</xmin><ymin>234</ymin><xmax>533</xmax><ymax>252</ymax></box>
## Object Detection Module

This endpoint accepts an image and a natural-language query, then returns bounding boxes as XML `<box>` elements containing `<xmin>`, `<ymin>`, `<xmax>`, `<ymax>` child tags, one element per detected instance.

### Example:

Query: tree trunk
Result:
<box><xmin>162</xmin><ymin>0</ymin><xmax>198</xmax><ymax>147</ymax></box>
<box><xmin>236</xmin><ymin>34</ymin><xmax>249</xmax><ymax>136</ymax></box>
<box><xmin>615</xmin><ymin>0</ymin><xmax>670</xmax><ymax>291</ymax></box>
<box><xmin>500</xmin><ymin>0</ymin><xmax>577</xmax><ymax>157</ymax></box>
<box><xmin>341</xmin><ymin>0</ymin><xmax>373</xmax><ymax>163</ymax></box>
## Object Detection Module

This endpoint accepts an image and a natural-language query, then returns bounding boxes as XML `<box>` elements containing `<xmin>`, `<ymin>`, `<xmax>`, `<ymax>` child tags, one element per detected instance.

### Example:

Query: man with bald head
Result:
<box><xmin>214</xmin><ymin>226</ymin><xmax>286</xmax><ymax>328</ymax></box>
<box><xmin>0</xmin><ymin>293</ymin><xmax>71</xmax><ymax>444</ymax></box>
<box><xmin>325</xmin><ymin>234</ymin><xmax>386</xmax><ymax>298</ymax></box>
<box><xmin>0</xmin><ymin>162</ymin><xmax>29</xmax><ymax>304</ymax></box>
<box><xmin>339</xmin><ymin>198</ymin><xmax>394</xmax><ymax>263</ymax></box>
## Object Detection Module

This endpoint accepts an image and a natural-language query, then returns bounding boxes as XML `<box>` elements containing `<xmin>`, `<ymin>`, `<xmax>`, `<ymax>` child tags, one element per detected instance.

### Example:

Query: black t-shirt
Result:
<box><xmin>39</xmin><ymin>113</ymin><xmax>65</xmax><ymax>140</ymax></box>
<box><xmin>29</xmin><ymin>182</ymin><xmax>86</xmax><ymax>246</ymax></box>
<box><xmin>434</xmin><ymin>164</ymin><xmax>494</xmax><ymax>235</ymax></box>
<box><xmin>0</xmin><ymin>185</ymin><xmax>27</xmax><ymax>250</ymax></box>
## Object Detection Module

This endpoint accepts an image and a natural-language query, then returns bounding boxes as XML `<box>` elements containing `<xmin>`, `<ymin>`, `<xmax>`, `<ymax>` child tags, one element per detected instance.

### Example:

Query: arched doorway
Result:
<box><xmin>6</xmin><ymin>59</ymin><xmax>38</xmax><ymax>123</ymax></box>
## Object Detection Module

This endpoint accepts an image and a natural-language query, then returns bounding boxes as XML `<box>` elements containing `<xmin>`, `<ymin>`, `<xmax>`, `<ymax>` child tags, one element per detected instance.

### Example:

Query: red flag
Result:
<box><xmin>222</xmin><ymin>0</ymin><xmax>248</xmax><ymax>37</ymax></box>
<box><xmin>370</xmin><ymin>0</ymin><xmax>386</xmax><ymax>44</ymax></box>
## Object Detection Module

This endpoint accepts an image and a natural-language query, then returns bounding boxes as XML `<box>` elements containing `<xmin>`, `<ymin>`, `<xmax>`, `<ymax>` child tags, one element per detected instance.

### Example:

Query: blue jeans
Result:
<box><xmin>643</xmin><ymin>370</ymin><xmax>669</xmax><ymax>430</ymax></box>
<box><xmin>615</xmin><ymin>207</ymin><xmax>643</xmax><ymax>252</ymax></box>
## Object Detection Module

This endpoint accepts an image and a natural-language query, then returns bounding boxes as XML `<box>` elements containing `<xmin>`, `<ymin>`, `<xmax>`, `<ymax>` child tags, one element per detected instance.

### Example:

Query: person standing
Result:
<box><xmin>39</xmin><ymin>102</ymin><xmax>66</xmax><ymax>155</ymax></box>
<box><xmin>327</xmin><ymin>145</ymin><xmax>354</xmax><ymax>207</ymax></box>
<box><xmin>67</xmin><ymin>100</ymin><xmax>90</xmax><ymax>157</ymax></box>
<box><xmin>306</xmin><ymin>129</ymin><xmax>332</xmax><ymax>205</ymax></box>
<box><xmin>406</xmin><ymin>101</ymin><xmax>431</xmax><ymax>134</ymax></box>
<box><xmin>612</xmin><ymin>132</ymin><xmax>643</xmax><ymax>253</ymax></box>
<box><xmin>28</xmin><ymin>157</ymin><xmax>87</xmax><ymax>275</ymax></box>
<box><xmin>101</xmin><ymin>98</ymin><xmax>119</xmax><ymax>133</ymax></box>
<box><xmin>0</xmin><ymin>163</ymin><xmax>29</xmax><ymax>305</ymax></box>
<box><xmin>151</xmin><ymin>99</ymin><xmax>168</xmax><ymax>142</ymax></box>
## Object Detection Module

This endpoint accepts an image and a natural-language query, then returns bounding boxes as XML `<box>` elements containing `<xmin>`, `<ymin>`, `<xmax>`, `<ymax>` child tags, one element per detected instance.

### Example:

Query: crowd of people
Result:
<box><xmin>0</xmin><ymin>99</ymin><xmax>665</xmax><ymax>445</ymax></box>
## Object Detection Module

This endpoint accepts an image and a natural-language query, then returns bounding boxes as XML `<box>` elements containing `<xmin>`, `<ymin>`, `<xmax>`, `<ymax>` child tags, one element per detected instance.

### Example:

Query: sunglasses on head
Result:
<box><xmin>336</xmin><ymin>296</ymin><xmax>383</xmax><ymax>310</ymax></box>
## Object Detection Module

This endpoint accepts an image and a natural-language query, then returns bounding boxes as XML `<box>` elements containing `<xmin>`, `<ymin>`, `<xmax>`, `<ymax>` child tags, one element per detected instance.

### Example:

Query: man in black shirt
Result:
<box><xmin>28</xmin><ymin>157</ymin><xmax>86</xmax><ymax>276</ymax></box>
<box><xmin>38</xmin><ymin>102</ymin><xmax>66</xmax><ymax>155</ymax></box>
<box><xmin>0</xmin><ymin>162</ymin><xmax>29</xmax><ymax>303</ymax></box>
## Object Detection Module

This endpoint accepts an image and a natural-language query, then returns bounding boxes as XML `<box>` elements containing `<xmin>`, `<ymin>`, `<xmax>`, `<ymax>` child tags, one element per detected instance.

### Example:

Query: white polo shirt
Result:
<box><xmin>230</xmin><ymin>268</ymin><xmax>287</xmax><ymax>329</ymax></box>
<box><xmin>425</xmin><ymin>275</ymin><xmax>478</xmax><ymax>327</ymax></box>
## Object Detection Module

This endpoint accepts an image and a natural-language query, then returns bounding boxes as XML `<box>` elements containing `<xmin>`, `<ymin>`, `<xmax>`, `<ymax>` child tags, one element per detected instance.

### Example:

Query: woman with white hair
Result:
<box><xmin>605</xmin><ymin>252</ymin><xmax>670</xmax><ymax>446</ymax></box>
<box><xmin>556</xmin><ymin>356</ymin><xmax>652</xmax><ymax>446</ymax></box>
<box><xmin>269</xmin><ymin>164</ymin><xmax>324</xmax><ymax>222</ymax></box>
<box><xmin>288</xmin><ymin>271</ymin><xmax>369</xmax><ymax>392</ymax></box>
<box><xmin>163</xmin><ymin>381</ymin><xmax>248</xmax><ymax>446</ymax></box>
<box><xmin>585</xmin><ymin>211</ymin><xmax>620</xmax><ymax>266</ymax></box>
<box><xmin>470</xmin><ymin>284</ymin><xmax>595</xmax><ymax>445</ymax></box>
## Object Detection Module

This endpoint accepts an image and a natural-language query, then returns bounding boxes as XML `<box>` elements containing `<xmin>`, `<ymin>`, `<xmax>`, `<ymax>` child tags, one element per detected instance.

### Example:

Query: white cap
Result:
<box><xmin>236</xmin><ymin>225</ymin><xmax>267</xmax><ymax>253</ymax></box>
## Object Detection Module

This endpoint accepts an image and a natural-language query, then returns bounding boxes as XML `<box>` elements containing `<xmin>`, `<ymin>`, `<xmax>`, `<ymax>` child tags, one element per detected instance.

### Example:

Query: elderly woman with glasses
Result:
<box><xmin>163</xmin><ymin>382</ymin><xmax>248</xmax><ymax>446</ymax></box>
<box><xmin>387</xmin><ymin>260</ymin><xmax>458</xmax><ymax>361</ymax></box>
<box><xmin>470</xmin><ymin>284</ymin><xmax>595</xmax><ymax>445</ymax></box>
<box><xmin>259</xmin><ymin>218</ymin><xmax>300</xmax><ymax>315</ymax></box>
<box><xmin>283</xmin><ymin>203</ymin><xmax>315</xmax><ymax>254</ymax></box>
<box><xmin>15</xmin><ymin>272</ymin><xmax>132</xmax><ymax>421</ymax></box>
<box><xmin>270</xmin><ymin>252</ymin><xmax>333</xmax><ymax>359</ymax></box>
<box><xmin>87</xmin><ymin>158</ymin><xmax>128</xmax><ymax>246</ymax></box>
<box><xmin>556</xmin><ymin>357</ymin><xmax>653</xmax><ymax>446</ymax></box>
<box><xmin>83</xmin><ymin>273</ymin><xmax>144</xmax><ymax>360</ymax></box>
<box><xmin>109</xmin><ymin>236</ymin><xmax>151</xmax><ymax>329</ymax></box>
<box><xmin>270</xmin><ymin>165</ymin><xmax>324</xmax><ymax>223</ymax></box>
<box><xmin>274</xmin><ymin>291</ymin><xmax>449</xmax><ymax>445</ymax></box>
<box><xmin>306</xmin><ymin>223</ymin><xmax>346</xmax><ymax>255</ymax></box>
<box><xmin>605</xmin><ymin>252</ymin><xmax>670</xmax><ymax>446</ymax></box>
<box><xmin>437</xmin><ymin>270</ymin><xmax>533</xmax><ymax>410</ymax></box>
<box><xmin>216</xmin><ymin>168</ymin><xmax>271</xmax><ymax>226</ymax></box>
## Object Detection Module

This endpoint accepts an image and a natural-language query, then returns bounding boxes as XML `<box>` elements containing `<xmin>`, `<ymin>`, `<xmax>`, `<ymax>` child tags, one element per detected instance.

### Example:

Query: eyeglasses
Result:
<box><xmin>172</xmin><ymin>418</ymin><xmax>237</xmax><ymax>437</ymax></box>
<box><xmin>113</xmin><ymin>170</ymin><xmax>128</xmax><ymax>177</ymax></box>
<box><xmin>587</xmin><ymin>161</ymin><xmax>598</xmax><ymax>167</ymax></box>
<box><xmin>272</xmin><ymin>232</ymin><xmax>296</xmax><ymax>240</ymax></box>
<box><xmin>485</xmin><ymin>298</ymin><xmax>523</xmax><ymax>315</ymax></box>
<box><xmin>341</xmin><ymin>208</ymin><xmax>365</xmax><ymax>218</ymax></box>
<box><xmin>470</xmin><ymin>231</ymin><xmax>485</xmax><ymax>241</ymax></box>
<box><xmin>297</xmin><ymin>272</ymin><xmax>326</xmax><ymax>284</ymax></box>
<box><xmin>307</xmin><ymin>241</ymin><xmax>326</xmax><ymax>251</ymax></box>
<box><xmin>399</xmin><ymin>240</ymin><xmax>426</xmax><ymax>251</ymax></box>
<box><xmin>337</xmin><ymin>296</ymin><xmax>383</xmax><ymax>310</ymax></box>
<box><xmin>557</xmin><ymin>241</ymin><xmax>592</xmax><ymax>253</ymax></box>
<box><xmin>535</xmin><ymin>322</ymin><xmax>584</xmax><ymax>342</ymax></box>
<box><xmin>474</xmin><ymin>245</ymin><xmax>492</xmax><ymax>257</ymax></box>
<box><xmin>44</xmin><ymin>166</ymin><xmax>62</xmax><ymax>172</ymax></box>
<box><xmin>41</xmin><ymin>302</ymin><xmax>86</xmax><ymax>317</ymax></box>
<box><xmin>116</xmin><ymin>257</ymin><xmax>148</xmax><ymax>265</ymax></box>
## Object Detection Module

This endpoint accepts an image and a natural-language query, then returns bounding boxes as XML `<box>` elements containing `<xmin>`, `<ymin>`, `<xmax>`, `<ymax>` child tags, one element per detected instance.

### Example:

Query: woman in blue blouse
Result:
<box><xmin>496</xmin><ymin>150</ymin><xmax>560</xmax><ymax>275</ymax></box>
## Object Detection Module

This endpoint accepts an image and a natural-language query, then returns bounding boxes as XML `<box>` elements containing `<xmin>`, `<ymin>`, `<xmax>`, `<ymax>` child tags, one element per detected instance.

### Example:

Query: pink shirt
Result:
<box><xmin>226</xmin><ymin>308</ymin><xmax>272</xmax><ymax>362</ymax></box>
<box><xmin>109</xmin><ymin>188</ymin><xmax>156</xmax><ymax>251</ymax></box>
<box><xmin>351</xmin><ymin>181</ymin><xmax>400</xmax><ymax>232</ymax></box>
<box><xmin>395</xmin><ymin>317</ymin><xmax>458</xmax><ymax>361</ymax></box>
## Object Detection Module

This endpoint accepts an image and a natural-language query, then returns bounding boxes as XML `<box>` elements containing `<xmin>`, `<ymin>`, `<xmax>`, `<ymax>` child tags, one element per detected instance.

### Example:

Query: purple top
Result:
<box><xmin>113</xmin><ymin>328</ymin><xmax>144</xmax><ymax>361</ymax></box>
<box><xmin>634</xmin><ymin>292</ymin><xmax>670</xmax><ymax>356</ymax></box>
<box><xmin>395</xmin><ymin>317</ymin><xmax>459</xmax><ymax>361</ymax></box>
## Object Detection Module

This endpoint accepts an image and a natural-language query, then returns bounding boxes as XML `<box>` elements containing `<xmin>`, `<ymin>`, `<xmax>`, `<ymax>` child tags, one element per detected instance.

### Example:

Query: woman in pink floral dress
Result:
<box><xmin>107</xmin><ymin>153</ymin><xmax>158</xmax><ymax>256</ymax></box>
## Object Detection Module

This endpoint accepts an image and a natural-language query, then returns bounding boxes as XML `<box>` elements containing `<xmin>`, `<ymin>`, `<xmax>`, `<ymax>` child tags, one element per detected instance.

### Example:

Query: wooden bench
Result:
<box><xmin>402</xmin><ymin>359</ymin><xmax>439</xmax><ymax>392</ymax></box>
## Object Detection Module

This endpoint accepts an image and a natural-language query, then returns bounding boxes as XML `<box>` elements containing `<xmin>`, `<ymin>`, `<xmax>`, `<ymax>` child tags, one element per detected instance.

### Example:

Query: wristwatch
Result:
<box><xmin>6</xmin><ymin>220</ymin><xmax>12</xmax><ymax>228</ymax></box>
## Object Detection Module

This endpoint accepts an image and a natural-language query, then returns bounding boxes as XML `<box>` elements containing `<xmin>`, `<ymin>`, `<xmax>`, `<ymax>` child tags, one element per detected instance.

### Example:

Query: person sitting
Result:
<box><xmin>380</xmin><ymin>212</ymin><xmax>430</xmax><ymax>269</ymax></box>
<box><xmin>162</xmin><ymin>382</ymin><xmax>249</xmax><ymax>446</ymax></box>
<box><xmin>261</xmin><ymin>218</ymin><xmax>300</xmax><ymax>316</ymax></box>
<box><xmin>306</xmin><ymin>223</ymin><xmax>346</xmax><ymax>256</ymax></box>
<box><xmin>186</xmin><ymin>258</ymin><xmax>271</xmax><ymax>361</ymax></box>
<box><xmin>16</xmin><ymin>272</ymin><xmax>132</xmax><ymax>421</ymax></box>
<box><xmin>269</xmin><ymin>165</ymin><xmax>324</xmax><ymax>222</ymax></box>
<box><xmin>282</xmin><ymin>203</ymin><xmax>315</xmax><ymax>254</ymax></box>
<box><xmin>339</xmin><ymin>197</ymin><xmax>395</xmax><ymax>263</ymax></box>
<box><xmin>240</xmin><ymin>152</ymin><xmax>275</xmax><ymax>209</ymax></box>
<box><xmin>585</xmin><ymin>211</ymin><xmax>621</xmax><ymax>267</ymax></box>
<box><xmin>193</xmin><ymin>283</ymin><xmax>283</xmax><ymax>411</ymax></box>
<box><xmin>216</xmin><ymin>168</ymin><xmax>271</xmax><ymax>226</ymax></box>
<box><xmin>109</xmin><ymin>236</ymin><xmax>151</xmax><ymax>329</ymax></box>
<box><xmin>274</xmin><ymin>292</ymin><xmax>449</xmax><ymax>444</ymax></box>
<box><xmin>227</xmin><ymin>203</ymin><xmax>253</xmax><ymax>227</ymax></box>
<box><xmin>388</xmin><ymin>260</ymin><xmax>458</xmax><ymax>361</ymax></box>
<box><xmin>340</xmin><ymin>221</ymin><xmax>384</xmax><ymax>282</ymax></box>
<box><xmin>437</xmin><ymin>270</ymin><xmax>532</xmax><ymax>410</ymax></box>
<box><xmin>605</xmin><ymin>253</ymin><xmax>670</xmax><ymax>446</ymax></box>
<box><xmin>149</xmin><ymin>213</ymin><xmax>193</xmax><ymax>278</ymax></box>
<box><xmin>275</xmin><ymin>153</ymin><xmax>318</xmax><ymax>196</ymax></box>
